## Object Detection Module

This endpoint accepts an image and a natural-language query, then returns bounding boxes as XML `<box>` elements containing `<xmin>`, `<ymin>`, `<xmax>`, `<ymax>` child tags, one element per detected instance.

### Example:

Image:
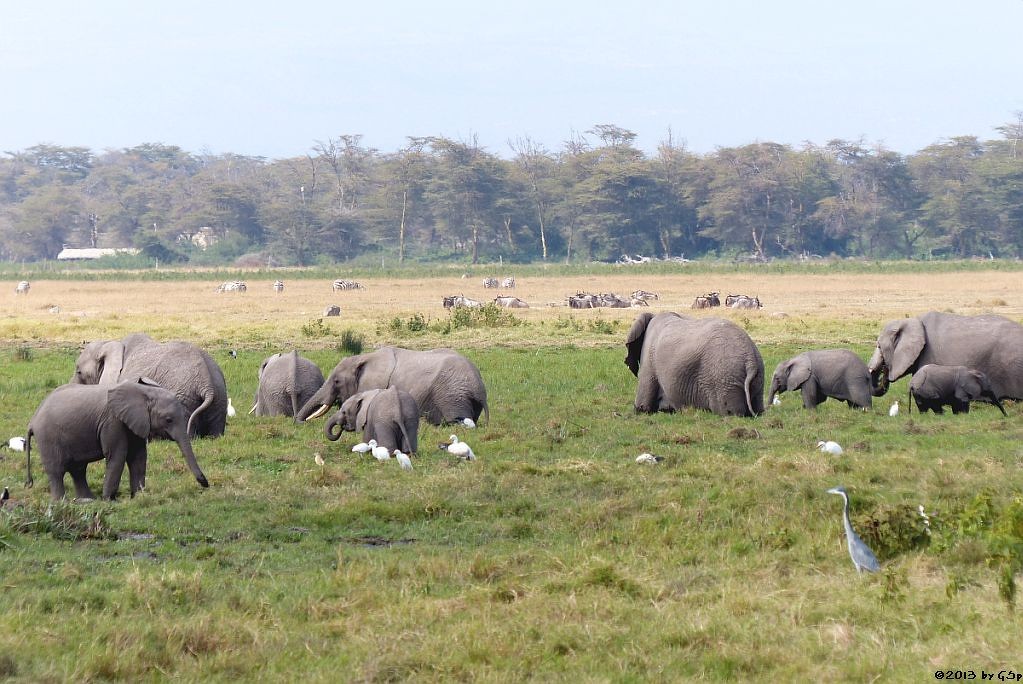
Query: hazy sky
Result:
<box><xmin>2</xmin><ymin>1</ymin><xmax>1021</xmax><ymax>159</ymax></box>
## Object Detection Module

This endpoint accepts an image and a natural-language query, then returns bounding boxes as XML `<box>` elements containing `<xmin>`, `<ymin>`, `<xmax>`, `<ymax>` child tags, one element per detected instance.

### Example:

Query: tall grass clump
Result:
<box><xmin>336</xmin><ymin>328</ymin><xmax>365</xmax><ymax>356</ymax></box>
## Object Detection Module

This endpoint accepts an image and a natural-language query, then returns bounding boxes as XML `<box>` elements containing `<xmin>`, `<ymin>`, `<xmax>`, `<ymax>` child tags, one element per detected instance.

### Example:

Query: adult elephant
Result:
<box><xmin>26</xmin><ymin>379</ymin><xmax>209</xmax><ymax>500</ymax></box>
<box><xmin>251</xmin><ymin>350</ymin><xmax>325</xmax><ymax>418</ymax></box>
<box><xmin>625</xmin><ymin>312</ymin><xmax>765</xmax><ymax>417</ymax></box>
<box><xmin>768</xmin><ymin>349</ymin><xmax>872</xmax><ymax>410</ymax></box>
<box><xmin>868</xmin><ymin>312</ymin><xmax>1023</xmax><ymax>399</ymax></box>
<box><xmin>71</xmin><ymin>333</ymin><xmax>229</xmax><ymax>438</ymax></box>
<box><xmin>296</xmin><ymin>346</ymin><xmax>488</xmax><ymax>426</ymax></box>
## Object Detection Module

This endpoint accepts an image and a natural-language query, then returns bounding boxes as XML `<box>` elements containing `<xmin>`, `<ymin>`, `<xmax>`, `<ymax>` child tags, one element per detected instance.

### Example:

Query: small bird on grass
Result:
<box><xmin>826</xmin><ymin>486</ymin><xmax>881</xmax><ymax>574</ymax></box>
<box><xmin>889</xmin><ymin>401</ymin><xmax>899</xmax><ymax>417</ymax></box>
<box><xmin>314</xmin><ymin>452</ymin><xmax>325</xmax><ymax>467</ymax></box>
<box><xmin>227</xmin><ymin>398</ymin><xmax>237</xmax><ymax>418</ymax></box>
<box><xmin>394</xmin><ymin>449</ymin><xmax>413</xmax><ymax>471</ymax></box>
<box><xmin>817</xmin><ymin>440</ymin><xmax>843</xmax><ymax>456</ymax></box>
<box><xmin>441</xmin><ymin>434</ymin><xmax>475</xmax><ymax>461</ymax></box>
<box><xmin>636</xmin><ymin>453</ymin><xmax>663</xmax><ymax>464</ymax></box>
<box><xmin>461</xmin><ymin>417</ymin><xmax>477</xmax><ymax>428</ymax></box>
<box><xmin>5</xmin><ymin>437</ymin><xmax>25</xmax><ymax>452</ymax></box>
<box><xmin>352</xmin><ymin>439</ymin><xmax>376</xmax><ymax>454</ymax></box>
<box><xmin>772</xmin><ymin>395</ymin><xmax>782</xmax><ymax>406</ymax></box>
<box><xmin>371</xmin><ymin>443</ymin><xmax>392</xmax><ymax>461</ymax></box>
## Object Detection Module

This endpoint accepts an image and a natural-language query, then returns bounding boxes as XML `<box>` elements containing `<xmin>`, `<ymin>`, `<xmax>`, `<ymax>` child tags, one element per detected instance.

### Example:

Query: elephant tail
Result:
<box><xmin>186</xmin><ymin>393</ymin><xmax>214</xmax><ymax>438</ymax></box>
<box><xmin>907</xmin><ymin>382</ymin><xmax>912</xmax><ymax>414</ymax></box>
<box><xmin>289</xmin><ymin>351</ymin><xmax>301</xmax><ymax>420</ymax></box>
<box><xmin>25</xmin><ymin>427</ymin><xmax>34</xmax><ymax>489</ymax></box>
<box><xmin>743</xmin><ymin>367</ymin><xmax>761</xmax><ymax>417</ymax></box>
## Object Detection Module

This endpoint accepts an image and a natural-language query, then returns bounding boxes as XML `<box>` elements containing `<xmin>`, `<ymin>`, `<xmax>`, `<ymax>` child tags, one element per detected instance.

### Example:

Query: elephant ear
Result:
<box><xmin>784</xmin><ymin>358</ymin><xmax>812</xmax><ymax>391</ymax></box>
<box><xmin>624</xmin><ymin>313</ymin><xmax>654</xmax><ymax>377</ymax></box>
<box><xmin>957</xmin><ymin>371</ymin><xmax>984</xmax><ymax>402</ymax></box>
<box><xmin>98</xmin><ymin>341</ymin><xmax>125</xmax><ymax>385</ymax></box>
<box><xmin>353</xmin><ymin>395</ymin><xmax>372</xmax><ymax>431</ymax></box>
<box><xmin>108</xmin><ymin>383</ymin><xmax>151</xmax><ymax>438</ymax></box>
<box><xmin>888</xmin><ymin>318</ymin><xmax>926</xmax><ymax>380</ymax></box>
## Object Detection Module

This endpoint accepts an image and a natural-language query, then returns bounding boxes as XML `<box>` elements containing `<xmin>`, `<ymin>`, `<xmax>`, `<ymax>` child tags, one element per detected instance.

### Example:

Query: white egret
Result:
<box><xmin>772</xmin><ymin>395</ymin><xmax>782</xmax><ymax>406</ymax></box>
<box><xmin>889</xmin><ymin>401</ymin><xmax>899</xmax><ymax>417</ymax></box>
<box><xmin>6</xmin><ymin>436</ymin><xmax>25</xmax><ymax>452</ymax></box>
<box><xmin>371</xmin><ymin>443</ymin><xmax>392</xmax><ymax>461</ymax></box>
<box><xmin>636</xmin><ymin>453</ymin><xmax>663</xmax><ymax>464</ymax></box>
<box><xmin>461</xmin><ymin>417</ymin><xmax>477</xmax><ymax>428</ymax></box>
<box><xmin>314</xmin><ymin>452</ymin><xmax>325</xmax><ymax>467</ymax></box>
<box><xmin>352</xmin><ymin>439</ymin><xmax>376</xmax><ymax>454</ymax></box>
<box><xmin>227</xmin><ymin>398</ymin><xmax>237</xmax><ymax>418</ymax></box>
<box><xmin>394</xmin><ymin>449</ymin><xmax>413</xmax><ymax>471</ymax></box>
<box><xmin>817</xmin><ymin>440</ymin><xmax>843</xmax><ymax>456</ymax></box>
<box><xmin>441</xmin><ymin>435</ymin><xmax>475</xmax><ymax>461</ymax></box>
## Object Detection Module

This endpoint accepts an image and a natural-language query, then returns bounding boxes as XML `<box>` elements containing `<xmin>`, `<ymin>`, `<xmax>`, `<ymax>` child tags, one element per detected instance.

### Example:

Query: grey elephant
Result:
<box><xmin>251</xmin><ymin>351</ymin><xmax>325</xmax><ymax>418</ymax></box>
<box><xmin>297</xmin><ymin>346</ymin><xmax>488</xmax><ymax>426</ymax></box>
<box><xmin>325</xmin><ymin>387</ymin><xmax>419</xmax><ymax>453</ymax></box>
<box><xmin>25</xmin><ymin>379</ymin><xmax>209</xmax><ymax>500</ymax></box>
<box><xmin>768</xmin><ymin>349</ymin><xmax>872</xmax><ymax>410</ymax></box>
<box><xmin>908</xmin><ymin>364</ymin><xmax>1007</xmax><ymax>416</ymax></box>
<box><xmin>71</xmin><ymin>333</ymin><xmax>229</xmax><ymax>438</ymax></box>
<box><xmin>625</xmin><ymin>312</ymin><xmax>765</xmax><ymax>417</ymax></box>
<box><xmin>868</xmin><ymin>312</ymin><xmax>1023</xmax><ymax>399</ymax></box>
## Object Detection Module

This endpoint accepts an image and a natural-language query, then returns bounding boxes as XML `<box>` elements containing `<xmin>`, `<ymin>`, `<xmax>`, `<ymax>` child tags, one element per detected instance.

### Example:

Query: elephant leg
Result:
<box><xmin>102</xmin><ymin>448</ymin><xmax>128</xmax><ymax>500</ymax></box>
<box><xmin>46</xmin><ymin>468</ymin><xmax>68</xmax><ymax>500</ymax></box>
<box><xmin>68</xmin><ymin>461</ymin><xmax>95</xmax><ymax>500</ymax></box>
<box><xmin>800</xmin><ymin>381</ymin><xmax>821</xmax><ymax>409</ymax></box>
<box><xmin>634</xmin><ymin>373</ymin><xmax>663</xmax><ymax>413</ymax></box>
<box><xmin>951</xmin><ymin>401</ymin><xmax>969</xmax><ymax>414</ymax></box>
<box><xmin>126</xmin><ymin>445</ymin><xmax>148</xmax><ymax>496</ymax></box>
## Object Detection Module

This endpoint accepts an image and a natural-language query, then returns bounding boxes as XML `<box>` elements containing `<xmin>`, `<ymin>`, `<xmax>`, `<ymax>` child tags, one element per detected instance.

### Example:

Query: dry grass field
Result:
<box><xmin>2</xmin><ymin>269</ymin><xmax>1020</xmax><ymax>349</ymax></box>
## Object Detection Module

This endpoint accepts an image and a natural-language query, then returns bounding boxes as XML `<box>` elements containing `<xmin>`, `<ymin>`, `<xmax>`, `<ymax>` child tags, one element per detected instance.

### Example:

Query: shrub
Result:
<box><xmin>336</xmin><ymin>328</ymin><xmax>365</xmax><ymax>356</ymax></box>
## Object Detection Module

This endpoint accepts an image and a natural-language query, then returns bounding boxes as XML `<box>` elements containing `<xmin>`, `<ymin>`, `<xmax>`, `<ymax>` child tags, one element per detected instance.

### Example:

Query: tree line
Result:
<box><xmin>2</xmin><ymin>120</ymin><xmax>1022</xmax><ymax>266</ymax></box>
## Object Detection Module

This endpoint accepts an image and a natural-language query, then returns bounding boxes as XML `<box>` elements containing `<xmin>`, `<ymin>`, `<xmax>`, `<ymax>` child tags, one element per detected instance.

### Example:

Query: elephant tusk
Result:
<box><xmin>306</xmin><ymin>404</ymin><xmax>331</xmax><ymax>420</ymax></box>
<box><xmin>248</xmin><ymin>403</ymin><xmax>257</xmax><ymax>415</ymax></box>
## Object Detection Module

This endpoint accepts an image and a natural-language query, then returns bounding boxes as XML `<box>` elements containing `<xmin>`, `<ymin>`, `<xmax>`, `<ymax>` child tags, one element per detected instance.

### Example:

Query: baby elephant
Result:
<box><xmin>769</xmin><ymin>349</ymin><xmax>872</xmax><ymax>409</ymax></box>
<box><xmin>325</xmin><ymin>387</ymin><xmax>419</xmax><ymax>453</ymax></box>
<box><xmin>909</xmin><ymin>364</ymin><xmax>1007</xmax><ymax>416</ymax></box>
<box><xmin>26</xmin><ymin>379</ymin><xmax>210</xmax><ymax>500</ymax></box>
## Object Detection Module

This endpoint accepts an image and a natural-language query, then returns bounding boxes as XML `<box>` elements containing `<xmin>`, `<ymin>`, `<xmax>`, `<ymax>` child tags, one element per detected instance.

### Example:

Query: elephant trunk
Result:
<box><xmin>174</xmin><ymin>434</ymin><xmax>209</xmax><ymax>488</ymax></box>
<box><xmin>767</xmin><ymin>376</ymin><xmax>783</xmax><ymax>405</ymax></box>
<box><xmin>868</xmin><ymin>347</ymin><xmax>890</xmax><ymax>396</ymax></box>
<box><xmin>985</xmin><ymin>392</ymin><xmax>1008</xmax><ymax>417</ymax></box>
<box><xmin>324</xmin><ymin>413</ymin><xmax>345</xmax><ymax>441</ymax></box>
<box><xmin>296</xmin><ymin>384</ymin><xmax>337</xmax><ymax>422</ymax></box>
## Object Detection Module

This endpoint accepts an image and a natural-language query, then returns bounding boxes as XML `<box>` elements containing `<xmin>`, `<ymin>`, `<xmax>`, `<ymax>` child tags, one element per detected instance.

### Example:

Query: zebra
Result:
<box><xmin>332</xmin><ymin>279</ymin><xmax>364</xmax><ymax>291</ymax></box>
<box><xmin>500</xmin><ymin>277</ymin><xmax>516</xmax><ymax>289</ymax></box>
<box><xmin>482</xmin><ymin>277</ymin><xmax>499</xmax><ymax>289</ymax></box>
<box><xmin>729</xmin><ymin>295</ymin><xmax>762</xmax><ymax>309</ymax></box>
<box><xmin>216</xmin><ymin>280</ymin><xmax>247</xmax><ymax>293</ymax></box>
<box><xmin>630</xmin><ymin>289</ymin><xmax>659</xmax><ymax>302</ymax></box>
<box><xmin>15</xmin><ymin>281</ymin><xmax>30</xmax><ymax>295</ymax></box>
<box><xmin>272</xmin><ymin>280</ymin><xmax>284</xmax><ymax>294</ymax></box>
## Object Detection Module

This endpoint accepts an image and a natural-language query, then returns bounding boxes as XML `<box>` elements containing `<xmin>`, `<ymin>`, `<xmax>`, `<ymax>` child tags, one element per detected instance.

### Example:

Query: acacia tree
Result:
<box><xmin>509</xmin><ymin>136</ymin><xmax>558</xmax><ymax>261</ymax></box>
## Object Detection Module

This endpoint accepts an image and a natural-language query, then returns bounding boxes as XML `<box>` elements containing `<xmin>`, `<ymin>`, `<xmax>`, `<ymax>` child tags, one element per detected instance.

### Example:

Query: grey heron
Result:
<box><xmin>826</xmin><ymin>486</ymin><xmax>881</xmax><ymax>573</ymax></box>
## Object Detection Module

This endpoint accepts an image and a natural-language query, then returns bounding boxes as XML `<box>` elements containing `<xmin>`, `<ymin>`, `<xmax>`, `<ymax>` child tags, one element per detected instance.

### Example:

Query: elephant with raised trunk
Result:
<box><xmin>625</xmin><ymin>312</ymin><xmax>765</xmax><ymax>417</ymax></box>
<box><xmin>297</xmin><ymin>346</ymin><xmax>488</xmax><ymax>426</ymax></box>
<box><xmin>908</xmin><ymin>364</ymin><xmax>1007</xmax><ymax>416</ymax></box>
<box><xmin>325</xmin><ymin>387</ymin><xmax>419</xmax><ymax>453</ymax></box>
<box><xmin>769</xmin><ymin>349</ymin><xmax>872</xmax><ymax>410</ymax></box>
<box><xmin>25</xmin><ymin>379</ymin><xmax>209</xmax><ymax>500</ymax></box>
<box><xmin>868</xmin><ymin>312</ymin><xmax>1023</xmax><ymax>400</ymax></box>
<box><xmin>71</xmin><ymin>333</ymin><xmax>228</xmax><ymax>438</ymax></box>
<box><xmin>251</xmin><ymin>350</ymin><xmax>325</xmax><ymax>418</ymax></box>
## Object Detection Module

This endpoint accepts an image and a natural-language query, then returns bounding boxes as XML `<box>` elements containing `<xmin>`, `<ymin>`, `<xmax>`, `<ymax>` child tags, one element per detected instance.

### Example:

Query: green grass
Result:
<box><xmin>1</xmin><ymin>339</ymin><xmax>1022</xmax><ymax>681</ymax></box>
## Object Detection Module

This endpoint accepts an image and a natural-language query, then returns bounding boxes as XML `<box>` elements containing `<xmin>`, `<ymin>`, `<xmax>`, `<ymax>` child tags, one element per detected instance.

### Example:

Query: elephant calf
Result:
<box><xmin>909</xmin><ymin>364</ymin><xmax>1007</xmax><ymax>416</ymax></box>
<box><xmin>26</xmin><ymin>380</ymin><xmax>210</xmax><ymax>500</ymax></box>
<box><xmin>769</xmin><ymin>349</ymin><xmax>872</xmax><ymax>410</ymax></box>
<box><xmin>251</xmin><ymin>350</ymin><xmax>325</xmax><ymax>418</ymax></box>
<box><xmin>325</xmin><ymin>387</ymin><xmax>419</xmax><ymax>453</ymax></box>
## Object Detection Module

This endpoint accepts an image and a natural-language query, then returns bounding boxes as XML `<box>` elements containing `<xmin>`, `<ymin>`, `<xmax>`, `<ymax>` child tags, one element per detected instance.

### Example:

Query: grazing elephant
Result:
<box><xmin>251</xmin><ymin>351</ymin><xmax>325</xmax><ymax>418</ymax></box>
<box><xmin>908</xmin><ymin>364</ymin><xmax>1007</xmax><ymax>416</ymax></box>
<box><xmin>71</xmin><ymin>333</ymin><xmax>229</xmax><ymax>438</ymax></box>
<box><xmin>868</xmin><ymin>312</ymin><xmax>1023</xmax><ymax>400</ymax></box>
<box><xmin>297</xmin><ymin>346</ymin><xmax>489</xmax><ymax>426</ymax></box>
<box><xmin>25</xmin><ymin>379</ymin><xmax>209</xmax><ymax>500</ymax></box>
<box><xmin>325</xmin><ymin>387</ymin><xmax>419</xmax><ymax>453</ymax></box>
<box><xmin>625</xmin><ymin>312</ymin><xmax>765</xmax><ymax>417</ymax></box>
<box><xmin>768</xmin><ymin>349</ymin><xmax>872</xmax><ymax>410</ymax></box>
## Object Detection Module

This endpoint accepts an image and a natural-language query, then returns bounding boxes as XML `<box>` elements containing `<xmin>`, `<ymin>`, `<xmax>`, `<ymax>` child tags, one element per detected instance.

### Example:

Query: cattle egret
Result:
<box><xmin>394</xmin><ymin>449</ymin><xmax>413</xmax><ymax>471</ymax></box>
<box><xmin>826</xmin><ymin>486</ymin><xmax>881</xmax><ymax>573</ymax></box>
<box><xmin>636</xmin><ymin>453</ymin><xmax>662</xmax><ymax>464</ymax></box>
<box><xmin>889</xmin><ymin>401</ymin><xmax>899</xmax><ymax>417</ymax></box>
<box><xmin>772</xmin><ymin>395</ymin><xmax>782</xmax><ymax>406</ymax></box>
<box><xmin>441</xmin><ymin>434</ymin><xmax>475</xmax><ymax>461</ymax></box>
<box><xmin>227</xmin><ymin>398</ymin><xmax>236</xmax><ymax>418</ymax></box>
<box><xmin>372</xmin><ymin>444</ymin><xmax>392</xmax><ymax>461</ymax></box>
<box><xmin>818</xmin><ymin>440</ymin><xmax>843</xmax><ymax>456</ymax></box>
<box><xmin>461</xmin><ymin>417</ymin><xmax>477</xmax><ymax>428</ymax></box>
<box><xmin>314</xmin><ymin>452</ymin><xmax>325</xmax><ymax>467</ymax></box>
<box><xmin>6</xmin><ymin>437</ymin><xmax>25</xmax><ymax>452</ymax></box>
<box><xmin>352</xmin><ymin>439</ymin><xmax>376</xmax><ymax>454</ymax></box>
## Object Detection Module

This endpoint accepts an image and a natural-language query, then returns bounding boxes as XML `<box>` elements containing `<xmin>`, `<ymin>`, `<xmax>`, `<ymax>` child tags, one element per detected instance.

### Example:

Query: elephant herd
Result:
<box><xmin>24</xmin><ymin>339</ymin><xmax>488</xmax><ymax>502</ymax></box>
<box><xmin>20</xmin><ymin>310</ymin><xmax>1022</xmax><ymax>502</ymax></box>
<box><xmin>626</xmin><ymin>310</ymin><xmax>1022</xmax><ymax>419</ymax></box>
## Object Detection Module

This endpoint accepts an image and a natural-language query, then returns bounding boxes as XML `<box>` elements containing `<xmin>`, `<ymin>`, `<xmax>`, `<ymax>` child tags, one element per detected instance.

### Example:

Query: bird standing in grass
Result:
<box><xmin>817</xmin><ymin>440</ymin><xmax>843</xmax><ymax>455</ymax></box>
<box><xmin>889</xmin><ymin>401</ymin><xmax>899</xmax><ymax>417</ymax></box>
<box><xmin>441</xmin><ymin>435</ymin><xmax>475</xmax><ymax>461</ymax></box>
<box><xmin>227</xmin><ymin>398</ymin><xmax>237</xmax><ymax>418</ymax></box>
<box><xmin>394</xmin><ymin>449</ymin><xmax>413</xmax><ymax>471</ymax></box>
<box><xmin>352</xmin><ymin>439</ymin><xmax>376</xmax><ymax>454</ymax></box>
<box><xmin>826</xmin><ymin>486</ymin><xmax>881</xmax><ymax>573</ymax></box>
<box><xmin>5</xmin><ymin>437</ymin><xmax>25</xmax><ymax>452</ymax></box>
<box><xmin>371</xmin><ymin>443</ymin><xmax>392</xmax><ymax>461</ymax></box>
<box><xmin>314</xmin><ymin>452</ymin><xmax>325</xmax><ymax>467</ymax></box>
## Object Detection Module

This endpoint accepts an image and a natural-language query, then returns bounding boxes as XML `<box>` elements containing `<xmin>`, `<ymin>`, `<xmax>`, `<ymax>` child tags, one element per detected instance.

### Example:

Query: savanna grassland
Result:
<box><xmin>2</xmin><ymin>264</ymin><xmax>1023</xmax><ymax>682</ymax></box>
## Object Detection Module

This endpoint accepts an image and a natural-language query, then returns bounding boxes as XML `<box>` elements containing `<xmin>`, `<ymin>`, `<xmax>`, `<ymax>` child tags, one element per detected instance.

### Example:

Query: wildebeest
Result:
<box><xmin>692</xmin><ymin>293</ymin><xmax>722</xmax><ymax>309</ymax></box>
<box><xmin>729</xmin><ymin>295</ymin><xmax>762</xmax><ymax>309</ymax></box>
<box><xmin>323</xmin><ymin>305</ymin><xmax>341</xmax><ymax>317</ymax></box>
<box><xmin>443</xmin><ymin>295</ymin><xmax>482</xmax><ymax>309</ymax></box>
<box><xmin>482</xmin><ymin>277</ymin><xmax>499</xmax><ymax>288</ymax></box>
<box><xmin>493</xmin><ymin>296</ymin><xmax>529</xmax><ymax>308</ymax></box>
<box><xmin>630</xmin><ymin>289</ymin><xmax>659</xmax><ymax>302</ymax></box>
